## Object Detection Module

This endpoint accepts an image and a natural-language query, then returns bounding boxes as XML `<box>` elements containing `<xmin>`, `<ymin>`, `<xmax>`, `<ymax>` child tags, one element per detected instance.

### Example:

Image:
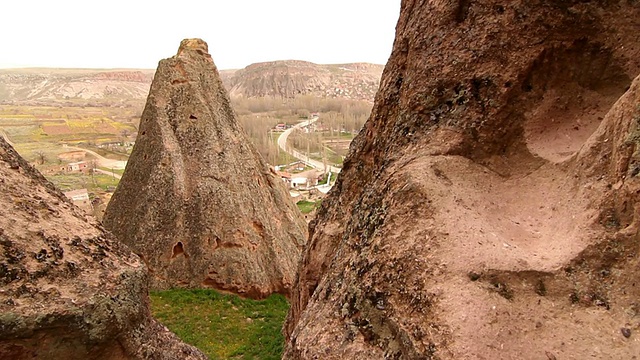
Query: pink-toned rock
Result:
<box><xmin>284</xmin><ymin>1</ymin><xmax>640</xmax><ymax>358</ymax></box>
<box><xmin>0</xmin><ymin>137</ymin><xmax>206</xmax><ymax>359</ymax></box>
<box><xmin>103</xmin><ymin>39</ymin><xmax>307</xmax><ymax>299</ymax></box>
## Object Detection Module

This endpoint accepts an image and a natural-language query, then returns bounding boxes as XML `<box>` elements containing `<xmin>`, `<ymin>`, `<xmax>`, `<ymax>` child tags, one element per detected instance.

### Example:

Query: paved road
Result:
<box><xmin>64</xmin><ymin>145</ymin><xmax>128</xmax><ymax>170</ymax></box>
<box><xmin>277</xmin><ymin>116</ymin><xmax>342</xmax><ymax>173</ymax></box>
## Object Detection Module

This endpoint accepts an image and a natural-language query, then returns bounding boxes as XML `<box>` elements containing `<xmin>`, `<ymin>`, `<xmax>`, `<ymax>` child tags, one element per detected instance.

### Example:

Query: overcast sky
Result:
<box><xmin>1</xmin><ymin>0</ymin><xmax>401</xmax><ymax>70</ymax></box>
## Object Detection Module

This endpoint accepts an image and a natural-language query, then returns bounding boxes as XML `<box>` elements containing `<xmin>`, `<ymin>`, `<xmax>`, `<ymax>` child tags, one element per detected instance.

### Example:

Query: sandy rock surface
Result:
<box><xmin>284</xmin><ymin>1</ymin><xmax>640</xmax><ymax>358</ymax></box>
<box><xmin>0</xmin><ymin>137</ymin><xmax>207</xmax><ymax>359</ymax></box>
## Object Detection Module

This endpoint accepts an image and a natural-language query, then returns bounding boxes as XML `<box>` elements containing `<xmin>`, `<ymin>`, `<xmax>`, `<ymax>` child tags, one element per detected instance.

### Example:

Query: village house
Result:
<box><xmin>276</xmin><ymin>170</ymin><xmax>292</xmax><ymax>187</ymax></box>
<box><xmin>284</xmin><ymin>161</ymin><xmax>306</xmax><ymax>173</ymax></box>
<box><xmin>66</xmin><ymin>161</ymin><xmax>89</xmax><ymax>172</ymax></box>
<box><xmin>289</xmin><ymin>169</ymin><xmax>324</xmax><ymax>190</ymax></box>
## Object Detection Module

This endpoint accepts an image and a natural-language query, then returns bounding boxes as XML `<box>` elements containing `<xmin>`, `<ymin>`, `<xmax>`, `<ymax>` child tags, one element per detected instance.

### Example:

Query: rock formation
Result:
<box><xmin>102</xmin><ymin>39</ymin><xmax>307</xmax><ymax>298</ymax></box>
<box><xmin>0</xmin><ymin>68</ymin><xmax>153</xmax><ymax>106</ymax></box>
<box><xmin>284</xmin><ymin>1</ymin><xmax>640</xmax><ymax>358</ymax></box>
<box><xmin>0</xmin><ymin>62</ymin><xmax>382</xmax><ymax>107</ymax></box>
<box><xmin>0</xmin><ymin>137</ymin><xmax>206</xmax><ymax>359</ymax></box>
<box><xmin>223</xmin><ymin>61</ymin><xmax>383</xmax><ymax>101</ymax></box>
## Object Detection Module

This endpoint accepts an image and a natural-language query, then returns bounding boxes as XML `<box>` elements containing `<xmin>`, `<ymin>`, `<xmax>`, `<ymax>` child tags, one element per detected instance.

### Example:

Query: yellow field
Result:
<box><xmin>0</xmin><ymin>105</ymin><xmax>136</xmax><ymax>201</ymax></box>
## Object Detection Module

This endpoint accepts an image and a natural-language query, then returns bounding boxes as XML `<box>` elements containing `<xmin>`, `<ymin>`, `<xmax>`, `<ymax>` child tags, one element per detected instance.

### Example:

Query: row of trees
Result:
<box><xmin>237</xmin><ymin>114</ymin><xmax>285</xmax><ymax>165</ymax></box>
<box><xmin>231</xmin><ymin>95</ymin><xmax>372</xmax><ymax>119</ymax></box>
<box><xmin>235</xmin><ymin>96</ymin><xmax>372</xmax><ymax>167</ymax></box>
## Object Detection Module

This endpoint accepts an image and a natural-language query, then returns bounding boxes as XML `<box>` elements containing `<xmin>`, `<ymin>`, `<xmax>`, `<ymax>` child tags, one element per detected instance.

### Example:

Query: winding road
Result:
<box><xmin>63</xmin><ymin>145</ymin><xmax>128</xmax><ymax>170</ymax></box>
<box><xmin>277</xmin><ymin>116</ymin><xmax>342</xmax><ymax>173</ymax></box>
<box><xmin>94</xmin><ymin>168</ymin><xmax>123</xmax><ymax>179</ymax></box>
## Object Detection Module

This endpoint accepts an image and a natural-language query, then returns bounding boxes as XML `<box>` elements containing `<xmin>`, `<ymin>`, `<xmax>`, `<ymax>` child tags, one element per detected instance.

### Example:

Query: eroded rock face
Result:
<box><xmin>103</xmin><ymin>39</ymin><xmax>307</xmax><ymax>298</ymax></box>
<box><xmin>224</xmin><ymin>61</ymin><xmax>383</xmax><ymax>101</ymax></box>
<box><xmin>0</xmin><ymin>137</ymin><xmax>206</xmax><ymax>359</ymax></box>
<box><xmin>285</xmin><ymin>1</ymin><xmax>640</xmax><ymax>358</ymax></box>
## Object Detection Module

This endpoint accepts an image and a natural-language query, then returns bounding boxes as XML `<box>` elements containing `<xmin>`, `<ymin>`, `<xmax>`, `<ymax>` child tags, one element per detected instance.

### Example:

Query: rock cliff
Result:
<box><xmin>284</xmin><ymin>1</ymin><xmax>640</xmax><ymax>358</ymax></box>
<box><xmin>102</xmin><ymin>39</ymin><xmax>307</xmax><ymax>299</ymax></box>
<box><xmin>0</xmin><ymin>137</ymin><xmax>206</xmax><ymax>359</ymax></box>
<box><xmin>0</xmin><ymin>68</ymin><xmax>153</xmax><ymax>106</ymax></box>
<box><xmin>224</xmin><ymin>61</ymin><xmax>383</xmax><ymax>101</ymax></box>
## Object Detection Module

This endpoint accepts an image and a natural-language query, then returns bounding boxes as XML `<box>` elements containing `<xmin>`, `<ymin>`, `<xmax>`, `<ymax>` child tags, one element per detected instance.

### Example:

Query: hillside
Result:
<box><xmin>0</xmin><ymin>68</ymin><xmax>154</xmax><ymax>107</ymax></box>
<box><xmin>0</xmin><ymin>61</ymin><xmax>383</xmax><ymax>106</ymax></box>
<box><xmin>284</xmin><ymin>1</ymin><xmax>640</xmax><ymax>359</ymax></box>
<box><xmin>223</xmin><ymin>61</ymin><xmax>383</xmax><ymax>101</ymax></box>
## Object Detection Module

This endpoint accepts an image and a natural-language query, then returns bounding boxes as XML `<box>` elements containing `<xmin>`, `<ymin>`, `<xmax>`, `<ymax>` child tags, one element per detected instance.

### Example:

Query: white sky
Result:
<box><xmin>0</xmin><ymin>0</ymin><xmax>401</xmax><ymax>70</ymax></box>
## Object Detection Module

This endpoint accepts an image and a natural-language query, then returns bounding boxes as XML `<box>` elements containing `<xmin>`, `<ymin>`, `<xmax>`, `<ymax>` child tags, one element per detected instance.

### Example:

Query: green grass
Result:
<box><xmin>150</xmin><ymin>289</ymin><xmax>289</xmax><ymax>360</ymax></box>
<box><xmin>47</xmin><ymin>173</ymin><xmax>119</xmax><ymax>192</ymax></box>
<box><xmin>296</xmin><ymin>200</ymin><xmax>321</xmax><ymax>214</ymax></box>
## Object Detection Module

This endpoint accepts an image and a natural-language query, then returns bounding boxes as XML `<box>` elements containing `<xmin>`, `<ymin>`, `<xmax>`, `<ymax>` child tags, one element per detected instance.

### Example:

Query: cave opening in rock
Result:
<box><xmin>171</xmin><ymin>241</ymin><xmax>186</xmax><ymax>258</ymax></box>
<box><xmin>521</xmin><ymin>40</ymin><xmax>631</xmax><ymax>162</ymax></box>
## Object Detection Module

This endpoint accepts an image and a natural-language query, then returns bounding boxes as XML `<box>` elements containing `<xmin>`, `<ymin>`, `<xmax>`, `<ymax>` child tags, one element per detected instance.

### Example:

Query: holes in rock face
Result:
<box><xmin>171</xmin><ymin>242</ymin><xmax>187</xmax><ymax>259</ymax></box>
<box><xmin>189</xmin><ymin>114</ymin><xmax>197</xmax><ymax>120</ymax></box>
<box><xmin>141</xmin><ymin>131</ymin><xmax>146</xmax><ymax>136</ymax></box>
<box><xmin>207</xmin><ymin>236</ymin><xmax>221</xmax><ymax>251</ymax></box>
<box><xmin>521</xmin><ymin>40</ymin><xmax>632</xmax><ymax>162</ymax></box>
<box><xmin>202</xmin><ymin>277</ymin><xmax>219</xmax><ymax>287</ymax></box>
<box><xmin>455</xmin><ymin>0</ymin><xmax>471</xmax><ymax>23</ymax></box>
<box><xmin>252</xmin><ymin>221</ymin><xmax>266</xmax><ymax>238</ymax></box>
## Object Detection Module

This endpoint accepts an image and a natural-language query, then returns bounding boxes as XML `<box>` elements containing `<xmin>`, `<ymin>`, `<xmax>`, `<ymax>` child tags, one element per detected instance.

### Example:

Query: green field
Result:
<box><xmin>150</xmin><ymin>289</ymin><xmax>289</xmax><ymax>359</ymax></box>
<box><xmin>296</xmin><ymin>200</ymin><xmax>321</xmax><ymax>214</ymax></box>
<box><xmin>47</xmin><ymin>173</ymin><xmax>119</xmax><ymax>192</ymax></box>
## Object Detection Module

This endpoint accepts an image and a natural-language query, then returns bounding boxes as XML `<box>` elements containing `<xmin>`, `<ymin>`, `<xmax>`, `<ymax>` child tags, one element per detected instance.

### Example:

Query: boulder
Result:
<box><xmin>0</xmin><ymin>137</ymin><xmax>206</xmax><ymax>359</ymax></box>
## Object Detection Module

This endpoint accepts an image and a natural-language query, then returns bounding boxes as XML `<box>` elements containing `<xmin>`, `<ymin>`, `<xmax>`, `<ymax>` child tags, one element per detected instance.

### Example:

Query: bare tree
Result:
<box><xmin>34</xmin><ymin>151</ymin><xmax>47</xmax><ymax>165</ymax></box>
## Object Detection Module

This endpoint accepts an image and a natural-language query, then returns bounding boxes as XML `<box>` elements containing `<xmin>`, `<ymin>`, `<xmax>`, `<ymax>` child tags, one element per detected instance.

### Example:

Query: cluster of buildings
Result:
<box><xmin>274</xmin><ymin>161</ymin><xmax>331</xmax><ymax>191</ymax></box>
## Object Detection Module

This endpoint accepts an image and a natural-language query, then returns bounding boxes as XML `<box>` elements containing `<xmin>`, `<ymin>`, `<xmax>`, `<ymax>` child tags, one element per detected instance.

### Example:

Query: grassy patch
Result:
<box><xmin>47</xmin><ymin>173</ymin><xmax>119</xmax><ymax>192</ymax></box>
<box><xmin>150</xmin><ymin>289</ymin><xmax>289</xmax><ymax>360</ymax></box>
<box><xmin>296</xmin><ymin>200</ymin><xmax>321</xmax><ymax>214</ymax></box>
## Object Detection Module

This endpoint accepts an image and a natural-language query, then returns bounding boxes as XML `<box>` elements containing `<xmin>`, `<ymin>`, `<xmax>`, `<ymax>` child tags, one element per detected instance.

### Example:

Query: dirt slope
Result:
<box><xmin>284</xmin><ymin>1</ymin><xmax>640</xmax><ymax>358</ymax></box>
<box><xmin>217</xmin><ymin>60</ymin><xmax>382</xmax><ymax>101</ymax></box>
<box><xmin>0</xmin><ymin>68</ymin><xmax>153</xmax><ymax>106</ymax></box>
<box><xmin>0</xmin><ymin>61</ymin><xmax>383</xmax><ymax>106</ymax></box>
<box><xmin>102</xmin><ymin>39</ymin><xmax>307</xmax><ymax>299</ymax></box>
<box><xmin>0</xmin><ymin>137</ymin><xmax>206</xmax><ymax>358</ymax></box>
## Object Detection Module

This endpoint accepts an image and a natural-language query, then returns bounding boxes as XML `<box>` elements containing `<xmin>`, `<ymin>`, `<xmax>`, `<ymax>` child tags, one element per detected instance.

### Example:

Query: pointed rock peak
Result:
<box><xmin>177</xmin><ymin>38</ymin><xmax>211</xmax><ymax>60</ymax></box>
<box><xmin>103</xmin><ymin>40</ymin><xmax>307</xmax><ymax>299</ymax></box>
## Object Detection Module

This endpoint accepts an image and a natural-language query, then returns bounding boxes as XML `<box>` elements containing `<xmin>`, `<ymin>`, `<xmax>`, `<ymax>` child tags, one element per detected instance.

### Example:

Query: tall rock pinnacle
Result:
<box><xmin>103</xmin><ymin>39</ymin><xmax>307</xmax><ymax>298</ymax></box>
<box><xmin>0</xmin><ymin>137</ymin><xmax>207</xmax><ymax>359</ymax></box>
